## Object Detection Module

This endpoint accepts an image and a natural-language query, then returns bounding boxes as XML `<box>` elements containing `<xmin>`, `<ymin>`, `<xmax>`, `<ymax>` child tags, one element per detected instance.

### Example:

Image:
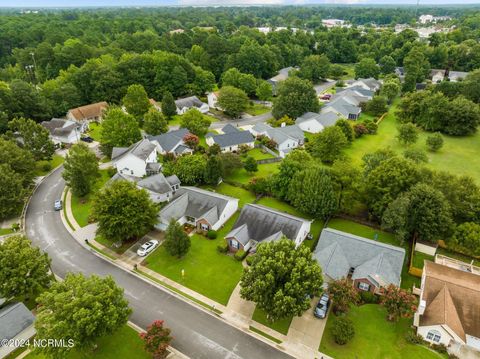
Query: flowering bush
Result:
<box><xmin>140</xmin><ymin>320</ymin><xmax>172</xmax><ymax>359</ymax></box>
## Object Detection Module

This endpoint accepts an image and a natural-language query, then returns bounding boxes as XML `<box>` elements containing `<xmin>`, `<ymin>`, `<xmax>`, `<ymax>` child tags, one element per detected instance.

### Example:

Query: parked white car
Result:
<box><xmin>136</xmin><ymin>240</ymin><xmax>159</xmax><ymax>257</ymax></box>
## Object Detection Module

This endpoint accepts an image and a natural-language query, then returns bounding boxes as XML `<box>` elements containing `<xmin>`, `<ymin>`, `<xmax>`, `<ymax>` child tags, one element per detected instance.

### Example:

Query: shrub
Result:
<box><xmin>431</xmin><ymin>343</ymin><xmax>448</xmax><ymax>355</ymax></box>
<box><xmin>426</xmin><ymin>133</ymin><xmax>444</xmax><ymax>152</ymax></box>
<box><xmin>359</xmin><ymin>291</ymin><xmax>379</xmax><ymax>304</ymax></box>
<box><xmin>403</xmin><ymin>148</ymin><xmax>428</xmax><ymax>164</ymax></box>
<box><xmin>207</xmin><ymin>230</ymin><xmax>217</xmax><ymax>239</ymax></box>
<box><xmin>364</xmin><ymin>119</ymin><xmax>378</xmax><ymax>134</ymax></box>
<box><xmin>353</xmin><ymin>123</ymin><xmax>369</xmax><ymax>137</ymax></box>
<box><xmin>245</xmin><ymin>255</ymin><xmax>255</xmax><ymax>266</ymax></box>
<box><xmin>42</xmin><ymin>162</ymin><xmax>52</xmax><ymax>172</ymax></box>
<box><xmin>11</xmin><ymin>223</ymin><xmax>20</xmax><ymax>231</ymax></box>
<box><xmin>107</xmin><ymin>167</ymin><xmax>117</xmax><ymax>177</ymax></box>
<box><xmin>216</xmin><ymin>243</ymin><xmax>228</xmax><ymax>253</ymax></box>
<box><xmin>405</xmin><ymin>330</ymin><xmax>425</xmax><ymax>344</ymax></box>
<box><xmin>332</xmin><ymin>317</ymin><xmax>355</xmax><ymax>345</ymax></box>
<box><xmin>234</xmin><ymin>249</ymin><xmax>247</xmax><ymax>261</ymax></box>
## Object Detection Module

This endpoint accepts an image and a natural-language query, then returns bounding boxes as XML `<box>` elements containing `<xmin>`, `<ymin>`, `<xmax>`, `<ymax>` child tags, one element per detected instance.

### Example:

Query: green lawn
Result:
<box><xmin>225</xmin><ymin>162</ymin><xmax>280</xmax><ymax>184</ymax></box>
<box><xmin>245</xmin><ymin>103</ymin><xmax>271</xmax><ymax>116</ymax></box>
<box><xmin>145</xmin><ymin>214</ymin><xmax>243</xmax><ymax>305</ymax></box>
<box><xmin>34</xmin><ymin>154</ymin><xmax>65</xmax><ymax>176</ymax></box>
<box><xmin>87</xmin><ymin>122</ymin><xmax>102</xmax><ymax>141</ymax></box>
<box><xmin>345</xmin><ymin>100</ymin><xmax>480</xmax><ymax>184</ymax></box>
<box><xmin>25</xmin><ymin>325</ymin><xmax>149</xmax><ymax>359</ymax></box>
<box><xmin>0</xmin><ymin>228</ymin><xmax>15</xmax><ymax>236</ymax></box>
<box><xmin>70</xmin><ymin>169</ymin><xmax>112</xmax><ymax>227</ymax></box>
<box><xmin>320</xmin><ymin>304</ymin><xmax>444</xmax><ymax>359</ymax></box>
<box><xmin>247</xmin><ymin>147</ymin><xmax>276</xmax><ymax>160</ymax></box>
<box><xmin>412</xmin><ymin>251</ymin><xmax>434</xmax><ymax>269</ymax></box>
<box><xmin>327</xmin><ymin>218</ymin><xmax>420</xmax><ymax>290</ymax></box>
<box><xmin>252</xmin><ymin>307</ymin><xmax>293</xmax><ymax>336</ymax></box>
<box><xmin>202</xmin><ymin>183</ymin><xmax>256</xmax><ymax>208</ymax></box>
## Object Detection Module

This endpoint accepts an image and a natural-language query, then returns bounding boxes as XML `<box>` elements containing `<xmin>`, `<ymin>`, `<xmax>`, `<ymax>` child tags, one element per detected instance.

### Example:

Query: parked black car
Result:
<box><xmin>81</xmin><ymin>136</ymin><xmax>94</xmax><ymax>143</ymax></box>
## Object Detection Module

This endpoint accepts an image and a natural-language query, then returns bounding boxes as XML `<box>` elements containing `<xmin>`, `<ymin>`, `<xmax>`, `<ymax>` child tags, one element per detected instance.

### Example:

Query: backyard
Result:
<box><xmin>201</xmin><ymin>182</ymin><xmax>256</xmax><ymax>208</ymax></box>
<box><xmin>319</xmin><ymin>304</ymin><xmax>445</xmax><ymax>359</ymax></box>
<box><xmin>224</xmin><ymin>161</ymin><xmax>280</xmax><ymax>184</ymax></box>
<box><xmin>327</xmin><ymin>218</ymin><xmax>420</xmax><ymax>290</ymax></box>
<box><xmin>344</xmin><ymin>101</ymin><xmax>480</xmax><ymax>184</ymax></box>
<box><xmin>144</xmin><ymin>213</ymin><xmax>243</xmax><ymax>305</ymax></box>
<box><xmin>70</xmin><ymin>169</ymin><xmax>112</xmax><ymax>227</ymax></box>
<box><xmin>25</xmin><ymin>325</ymin><xmax>149</xmax><ymax>359</ymax></box>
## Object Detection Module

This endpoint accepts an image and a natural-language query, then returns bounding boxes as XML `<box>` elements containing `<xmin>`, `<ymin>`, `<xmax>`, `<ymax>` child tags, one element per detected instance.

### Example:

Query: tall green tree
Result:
<box><xmin>0</xmin><ymin>164</ymin><xmax>25</xmax><ymax>219</ymax></box>
<box><xmin>164</xmin><ymin>219</ymin><xmax>191</xmax><ymax>258</ymax></box>
<box><xmin>62</xmin><ymin>143</ymin><xmax>99</xmax><ymax>197</ymax></box>
<box><xmin>379</xmin><ymin>55</ymin><xmax>396</xmax><ymax>75</ymax></box>
<box><xmin>243</xmin><ymin>156</ymin><xmax>258</xmax><ymax>173</ymax></box>
<box><xmin>161</xmin><ymin>91</ymin><xmax>177</xmax><ymax>119</ymax></box>
<box><xmin>287</xmin><ymin>167</ymin><xmax>339</xmax><ymax>219</ymax></box>
<box><xmin>396</xmin><ymin>123</ymin><xmax>419</xmax><ymax>146</ymax></box>
<box><xmin>299</xmin><ymin>54</ymin><xmax>331</xmax><ymax>82</ymax></box>
<box><xmin>100</xmin><ymin>107</ymin><xmax>142</xmax><ymax>156</ymax></box>
<box><xmin>217</xmin><ymin>86</ymin><xmax>249</xmax><ymax>119</ymax></box>
<box><xmin>240</xmin><ymin>239</ymin><xmax>323</xmax><ymax>321</ymax></box>
<box><xmin>448</xmin><ymin>222</ymin><xmax>480</xmax><ymax>257</ymax></box>
<box><xmin>143</xmin><ymin>107</ymin><xmax>168</xmax><ymax>136</ymax></box>
<box><xmin>354</xmin><ymin>58</ymin><xmax>380</xmax><ymax>79</ymax></box>
<box><xmin>92</xmin><ymin>181</ymin><xmax>158</xmax><ymax>242</ymax></box>
<box><xmin>256</xmin><ymin>81</ymin><xmax>272</xmax><ymax>102</ymax></box>
<box><xmin>380</xmin><ymin>79</ymin><xmax>401</xmax><ymax>103</ymax></box>
<box><xmin>204</xmin><ymin>155</ymin><xmax>223</xmax><ymax>185</ymax></box>
<box><xmin>221</xmin><ymin>68</ymin><xmax>257</xmax><ymax>96</ymax></box>
<box><xmin>272</xmin><ymin>77</ymin><xmax>319</xmax><ymax>119</ymax></box>
<box><xmin>0</xmin><ymin>137</ymin><xmax>35</xmax><ymax>186</ymax></box>
<box><xmin>122</xmin><ymin>84</ymin><xmax>151</xmax><ymax>121</ymax></box>
<box><xmin>335</xmin><ymin>119</ymin><xmax>355</xmax><ymax>143</ymax></box>
<box><xmin>382</xmin><ymin>183</ymin><xmax>453</xmax><ymax>244</ymax></box>
<box><xmin>308</xmin><ymin>126</ymin><xmax>348</xmax><ymax>164</ymax></box>
<box><xmin>180</xmin><ymin>108</ymin><xmax>211</xmax><ymax>136</ymax></box>
<box><xmin>8</xmin><ymin>117</ymin><xmax>54</xmax><ymax>160</ymax></box>
<box><xmin>35</xmin><ymin>273</ymin><xmax>131</xmax><ymax>357</ymax></box>
<box><xmin>0</xmin><ymin>235</ymin><xmax>52</xmax><ymax>303</ymax></box>
<box><xmin>365</xmin><ymin>96</ymin><xmax>388</xmax><ymax>116</ymax></box>
<box><xmin>163</xmin><ymin>154</ymin><xmax>206</xmax><ymax>185</ymax></box>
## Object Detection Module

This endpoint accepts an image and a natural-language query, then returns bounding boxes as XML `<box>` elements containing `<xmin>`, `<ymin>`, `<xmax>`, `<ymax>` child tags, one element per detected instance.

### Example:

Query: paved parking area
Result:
<box><xmin>121</xmin><ymin>231</ymin><xmax>165</xmax><ymax>263</ymax></box>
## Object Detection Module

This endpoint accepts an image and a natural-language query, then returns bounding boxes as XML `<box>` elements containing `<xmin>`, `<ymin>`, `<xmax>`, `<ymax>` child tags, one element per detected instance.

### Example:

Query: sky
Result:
<box><xmin>0</xmin><ymin>0</ymin><xmax>478</xmax><ymax>7</ymax></box>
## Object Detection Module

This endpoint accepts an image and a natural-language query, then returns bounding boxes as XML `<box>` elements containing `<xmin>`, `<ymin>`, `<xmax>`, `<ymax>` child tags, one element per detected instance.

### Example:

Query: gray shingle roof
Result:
<box><xmin>111</xmin><ymin>139</ymin><xmax>156</xmax><ymax>161</ymax></box>
<box><xmin>211</xmin><ymin>130</ymin><xmax>254</xmax><ymax>148</ymax></box>
<box><xmin>137</xmin><ymin>173</ymin><xmax>172</xmax><ymax>194</ymax></box>
<box><xmin>313</xmin><ymin>228</ymin><xmax>405</xmax><ymax>287</ymax></box>
<box><xmin>296</xmin><ymin>112</ymin><xmax>340</xmax><ymax>128</ymax></box>
<box><xmin>41</xmin><ymin>118</ymin><xmax>80</xmax><ymax>136</ymax></box>
<box><xmin>226</xmin><ymin>204</ymin><xmax>309</xmax><ymax>245</ymax></box>
<box><xmin>148</xmin><ymin>128</ymin><xmax>190</xmax><ymax>153</ymax></box>
<box><xmin>158</xmin><ymin>187</ymin><xmax>235</xmax><ymax>226</ymax></box>
<box><xmin>175</xmin><ymin>96</ymin><xmax>205</xmax><ymax>109</ymax></box>
<box><xmin>0</xmin><ymin>303</ymin><xmax>35</xmax><ymax>341</ymax></box>
<box><xmin>222</xmin><ymin>124</ymin><xmax>239</xmax><ymax>134</ymax></box>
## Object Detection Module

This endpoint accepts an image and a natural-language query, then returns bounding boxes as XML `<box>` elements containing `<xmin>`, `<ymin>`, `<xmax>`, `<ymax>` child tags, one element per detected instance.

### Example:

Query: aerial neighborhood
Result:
<box><xmin>1</xmin><ymin>3</ymin><xmax>480</xmax><ymax>359</ymax></box>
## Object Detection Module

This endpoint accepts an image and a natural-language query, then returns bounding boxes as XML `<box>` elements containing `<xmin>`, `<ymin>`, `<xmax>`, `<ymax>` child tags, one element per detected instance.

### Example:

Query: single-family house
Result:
<box><xmin>147</xmin><ymin>128</ymin><xmax>193</xmax><ymax>156</ymax></box>
<box><xmin>41</xmin><ymin>118</ymin><xmax>84</xmax><ymax>145</ymax></box>
<box><xmin>109</xmin><ymin>172</ymin><xmax>180</xmax><ymax>203</ymax></box>
<box><xmin>430</xmin><ymin>69</ymin><xmax>469</xmax><ymax>83</ymax></box>
<box><xmin>268</xmin><ymin>67</ymin><xmax>296</xmax><ymax>95</ymax></box>
<box><xmin>156</xmin><ymin>187</ymin><xmax>238</xmax><ymax>232</ymax></box>
<box><xmin>149</xmin><ymin>98</ymin><xmax>162</xmax><ymax>111</ymax></box>
<box><xmin>323</xmin><ymin>92</ymin><xmax>364</xmax><ymax>120</ymax></box>
<box><xmin>206</xmin><ymin>124</ymin><xmax>254</xmax><ymax>152</ymax></box>
<box><xmin>250</xmin><ymin>123</ymin><xmax>304</xmax><ymax>158</ymax></box>
<box><xmin>336</xmin><ymin>86</ymin><xmax>375</xmax><ymax>101</ymax></box>
<box><xmin>111</xmin><ymin>139</ymin><xmax>159</xmax><ymax>178</ymax></box>
<box><xmin>414</xmin><ymin>257</ymin><xmax>480</xmax><ymax>354</ymax></box>
<box><xmin>207</xmin><ymin>91</ymin><xmax>221</xmax><ymax>110</ymax></box>
<box><xmin>346</xmin><ymin>78</ymin><xmax>381</xmax><ymax>93</ymax></box>
<box><xmin>313</xmin><ymin>228</ymin><xmax>405</xmax><ymax>294</ymax></box>
<box><xmin>66</xmin><ymin>101</ymin><xmax>108</xmax><ymax>123</ymax></box>
<box><xmin>296</xmin><ymin>111</ymin><xmax>341</xmax><ymax>133</ymax></box>
<box><xmin>225</xmin><ymin>204</ymin><xmax>311</xmax><ymax>253</ymax></box>
<box><xmin>0</xmin><ymin>302</ymin><xmax>36</xmax><ymax>358</ymax></box>
<box><xmin>175</xmin><ymin>96</ymin><xmax>209</xmax><ymax>115</ymax></box>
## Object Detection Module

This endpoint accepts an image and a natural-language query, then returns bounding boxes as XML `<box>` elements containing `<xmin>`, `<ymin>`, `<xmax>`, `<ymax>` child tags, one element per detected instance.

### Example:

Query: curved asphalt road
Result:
<box><xmin>25</xmin><ymin>167</ymin><xmax>292</xmax><ymax>359</ymax></box>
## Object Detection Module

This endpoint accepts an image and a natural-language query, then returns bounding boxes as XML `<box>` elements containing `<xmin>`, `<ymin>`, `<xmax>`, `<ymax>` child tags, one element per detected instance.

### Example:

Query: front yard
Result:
<box><xmin>34</xmin><ymin>154</ymin><xmax>65</xmax><ymax>176</ymax></box>
<box><xmin>145</xmin><ymin>214</ymin><xmax>243</xmax><ymax>305</ymax></box>
<box><xmin>320</xmin><ymin>304</ymin><xmax>444</xmax><ymax>359</ymax></box>
<box><xmin>26</xmin><ymin>325</ymin><xmax>149</xmax><ymax>359</ymax></box>
<box><xmin>252</xmin><ymin>307</ymin><xmax>293</xmax><ymax>336</ymax></box>
<box><xmin>70</xmin><ymin>169</ymin><xmax>112</xmax><ymax>227</ymax></box>
<box><xmin>245</xmin><ymin>103</ymin><xmax>271</xmax><ymax>116</ymax></box>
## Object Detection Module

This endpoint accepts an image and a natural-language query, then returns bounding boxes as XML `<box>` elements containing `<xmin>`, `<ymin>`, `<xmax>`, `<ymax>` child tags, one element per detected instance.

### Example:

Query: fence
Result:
<box><xmin>257</xmin><ymin>157</ymin><xmax>282</xmax><ymax>165</ymax></box>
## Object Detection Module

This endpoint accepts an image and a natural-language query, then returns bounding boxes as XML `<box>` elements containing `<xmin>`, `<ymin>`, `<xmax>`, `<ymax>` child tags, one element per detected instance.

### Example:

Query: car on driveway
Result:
<box><xmin>314</xmin><ymin>293</ymin><xmax>330</xmax><ymax>319</ymax></box>
<box><xmin>81</xmin><ymin>136</ymin><xmax>94</xmax><ymax>143</ymax></box>
<box><xmin>137</xmin><ymin>240</ymin><xmax>159</xmax><ymax>257</ymax></box>
<box><xmin>54</xmin><ymin>200</ymin><xmax>62</xmax><ymax>211</ymax></box>
<box><xmin>319</xmin><ymin>94</ymin><xmax>332</xmax><ymax>101</ymax></box>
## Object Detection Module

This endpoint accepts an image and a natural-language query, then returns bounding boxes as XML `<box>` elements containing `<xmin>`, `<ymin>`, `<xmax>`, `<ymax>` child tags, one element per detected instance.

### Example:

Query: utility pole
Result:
<box><xmin>29</xmin><ymin>52</ymin><xmax>37</xmax><ymax>84</ymax></box>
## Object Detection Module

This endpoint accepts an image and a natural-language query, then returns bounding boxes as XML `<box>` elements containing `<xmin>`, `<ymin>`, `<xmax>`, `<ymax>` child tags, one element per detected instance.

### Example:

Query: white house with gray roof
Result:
<box><xmin>250</xmin><ymin>123</ymin><xmax>304</xmax><ymax>158</ymax></box>
<box><xmin>295</xmin><ymin>111</ymin><xmax>341</xmax><ymax>133</ymax></box>
<box><xmin>0</xmin><ymin>302</ymin><xmax>35</xmax><ymax>358</ymax></box>
<box><xmin>156</xmin><ymin>187</ymin><xmax>238</xmax><ymax>232</ymax></box>
<box><xmin>313</xmin><ymin>228</ymin><xmax>405</xmax><ymax>294</ymax></box>
<box><xmin>110</xmin><ymin>172</ymin><xmax>180</xmax><ymax>203</ymax></box>
<box><xmin>111</xmin><ymin>139</ymin><xmax>158</xmax><ymax>178</ymax></box>
<box><xmin>147</xmin><ymin>128</ymin><xmax>193</xmax><ymax>157</ymax></box>
<box><xmin>41</xmin><ymin>118</ymin><xmax>84</xmax><ymax>145</ymax></box>
<box><xmin>206</xmin><ymin>124</ymin><xmax>254</xmax><ymax>152</ymax></box>
<box><xmin>175</xmin><ymin>96</ymin><xmax>209</xmax><ymax>115</ymax></box>
<box><xmin>225</xmin><ymin>204</ymin><xmax>311</xmax><ymax>253</ymax></box>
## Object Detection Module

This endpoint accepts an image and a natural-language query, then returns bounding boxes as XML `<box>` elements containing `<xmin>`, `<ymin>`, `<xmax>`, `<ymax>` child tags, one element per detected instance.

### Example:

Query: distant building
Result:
<box><xmin>147</xmin><ymin>128</ymin><xmax>193</xmax><ymax>157</ymax></box>
<box><xmin>41</xmin><ymin>118</ymin><xmax>84</xmax><ymax>145</ymax></box>
<box><xmin>322</xmin><ymin>19</ymin><xmax>346</xmax><ymax>28</ymax></box>
<box><xmin>66</xmin><ymin>102</ymin><xmax>108</xmax><ymax>123</ymax></box>
<box><xmin>206</xmin><ymin>124</ymin><xmax>254</xmax><ymax>153</ymax></box>
<box><xmin>419</xmin><ymin>14</ymin><xmax>452</xmax><ymax>24</ymax></box>
<box><xmin>295</xmin><ymin>112</ymin><xmax>341</xmax><ymax>134</ymax></box>
<box><xmin>267</xmin><ymin>67</ymin><xmax>297</xmax><ymax>95</ymax></box>
<box><xmin>250</xmin><ymin>123</ymin><xmax>304</xmax><ymax>158</ymax></box>
<box><xmin>175</xmin><ymin>96</ymin><xmax>209</xmax><ymax>115</ymax></box>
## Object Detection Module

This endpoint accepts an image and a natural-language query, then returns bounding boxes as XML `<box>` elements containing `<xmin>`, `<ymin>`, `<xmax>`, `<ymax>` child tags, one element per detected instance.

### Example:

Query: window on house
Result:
<box><xmin>358</xmin><ymin>282</ymin><xmax>370</xmax><ymax>291</ymax></box>
<box><xmin>186</xmin><ymin>216</ymin><xmax>195</xmax><ymax>223</ymax></box>
<box><xmin>426</xmin><ymin>330</ymin><xmax>441</xmax><ymax>343</ymax></box>
<box><xmin>230</xmin><ymin>239</ymin><xmax>239</xmax><ymax>249</ymax></box>
<box><xmin>201</xmin><ymin>223</ymin><xmax>209</xmax><ymax>231</ymax></box>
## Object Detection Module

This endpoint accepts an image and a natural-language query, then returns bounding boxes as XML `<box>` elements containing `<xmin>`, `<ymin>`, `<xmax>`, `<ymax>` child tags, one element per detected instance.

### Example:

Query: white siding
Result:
<box><xmin>294</xmin><ymin>221</ymin><xmax>311</xmax><ymax>247</ymax></box>
<box><xmin>417</xmin><ymin>325</ymin><xmax>457</xmax><ymax>347</ymax></box>
<box><xmin>211</xmin><ymin>199</ymin><xmax>239</xmax><ymax>231</ymax></box>
<box><xmin>277</xmin><ymin>138</ymin><xmax>300</xmax><ymax>153</ymax></box>
<box><xmin>115</xmin><ymin>153</ymin><xmax>148</xmax><ymax>178</ymax></box>
<box><xmin>220</xmin><ymin>142</ymin><xmax>254</xmax><ymax>153</ymax></box>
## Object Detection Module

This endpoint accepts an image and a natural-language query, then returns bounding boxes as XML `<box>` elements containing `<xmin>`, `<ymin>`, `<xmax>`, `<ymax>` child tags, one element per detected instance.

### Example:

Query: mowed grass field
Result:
<box><xmin>345</xmin><ymin>101</ymin><xmax>480</xmax><ymax>184</ymax></box>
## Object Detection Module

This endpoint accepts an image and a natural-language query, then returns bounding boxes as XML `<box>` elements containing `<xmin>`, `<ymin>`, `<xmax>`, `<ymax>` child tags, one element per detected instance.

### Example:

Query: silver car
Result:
<box><xmin>137</xmin><ymin>240</ymin><xmax>159</xmax><ymax>257</ymax></box>
<box><xmin>314</xmin><ymin>293</ymin><xmax>330</xmax><ymax>319</ymax></box>
<box><xmin>54</xmin><ymin>200</ymin><xmax>62</xmax><ymax>211</ymax></box>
